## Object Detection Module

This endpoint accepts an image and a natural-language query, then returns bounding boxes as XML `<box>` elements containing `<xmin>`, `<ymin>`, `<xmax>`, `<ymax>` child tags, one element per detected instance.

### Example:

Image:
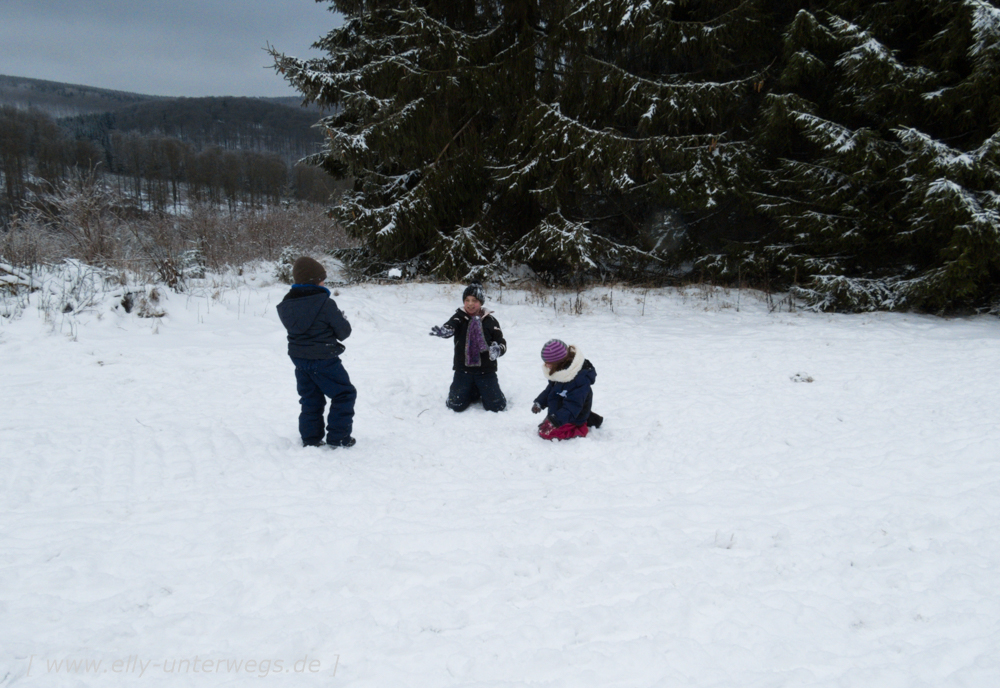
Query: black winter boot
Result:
<box><xmin>587</xmin><ymin>412</ymin><xmax>603</xmax><ymax>429</ymax></box>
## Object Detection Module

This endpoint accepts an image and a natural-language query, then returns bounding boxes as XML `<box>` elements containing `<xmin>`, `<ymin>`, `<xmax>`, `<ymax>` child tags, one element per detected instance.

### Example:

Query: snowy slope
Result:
<box><xmin>2</xmin><ymin>271</ymin><xmax>1000</xmax><ymax>687</ymax></box>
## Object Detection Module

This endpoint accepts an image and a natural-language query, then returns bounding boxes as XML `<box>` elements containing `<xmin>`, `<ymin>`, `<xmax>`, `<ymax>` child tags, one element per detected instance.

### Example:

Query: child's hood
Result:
<box><xmin>276</xmin><ymin>289</ymin><xmax>330</xmax><ymax>335</ymax></box>
<box><xmin>542</xmin><ymin>346</ymin><xmax>596</xmax><ymax>384</ymax></box>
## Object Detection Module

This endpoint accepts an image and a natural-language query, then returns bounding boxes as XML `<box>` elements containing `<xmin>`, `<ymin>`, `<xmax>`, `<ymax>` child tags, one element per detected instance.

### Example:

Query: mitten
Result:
<box><xmin>429</xmin><ymin>325</ymin><xmax>454</xmax><ymax>338</ymax></box>
<box><xmin>488</xmin><ymin>342</ymin><xmax>501</xmax><ymax>360</ymax></box>
<box><xmin>531</xmin><ymin>402</ymin><xmax>542</xmax><ymax>414</ymax></box>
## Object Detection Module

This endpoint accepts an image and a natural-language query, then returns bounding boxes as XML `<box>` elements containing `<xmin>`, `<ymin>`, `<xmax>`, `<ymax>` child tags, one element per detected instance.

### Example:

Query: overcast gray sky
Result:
<box><xmin>0</xmin><ymin>0</ymin><xmax>340</xmax><ymax>97</ymax></box>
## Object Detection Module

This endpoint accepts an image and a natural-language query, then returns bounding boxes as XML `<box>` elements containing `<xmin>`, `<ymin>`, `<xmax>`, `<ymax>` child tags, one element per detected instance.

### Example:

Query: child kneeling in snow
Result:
<box><xmin>532</xmin><ymin>339</ymin><xmax>603</xmax><ymax>440</ymax></box>
<box><xmin>429</xmin><ymin>283</ymin><xmax>507</xmax><ymax>412</ymax></box>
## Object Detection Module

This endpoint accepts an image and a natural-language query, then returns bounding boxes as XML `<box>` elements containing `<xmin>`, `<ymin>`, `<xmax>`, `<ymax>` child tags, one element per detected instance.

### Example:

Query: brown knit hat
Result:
<box><xmin>292</xmin><ymin>256</ymin><xmax>327</xmax><ymax>285</ymax></box>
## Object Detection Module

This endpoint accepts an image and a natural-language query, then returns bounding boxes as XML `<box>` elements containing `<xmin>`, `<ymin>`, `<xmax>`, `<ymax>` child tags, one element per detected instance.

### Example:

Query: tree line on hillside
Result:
<box><xmin>61</xmin><ymin>96</ymin><xmax>326</xmax><ymax>163</ymax></box>
<box><xmin>0</xmin><ymin>105</ymin><xmax>341</xmax><ymax>225</ymax></box>
<box><xmin>272</xmin><ymin>0</ymin><xmax>1000</xmax><ymax>312</ymax></box>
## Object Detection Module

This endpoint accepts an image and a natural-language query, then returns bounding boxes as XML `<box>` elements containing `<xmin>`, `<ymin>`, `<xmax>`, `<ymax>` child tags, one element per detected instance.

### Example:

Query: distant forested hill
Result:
<box><xmin>0</xmin><ymin>74</ymin><xmax>321</xmax><ymax>116</ymax></box>
<box><xmin>0</xmin><ymin>75</ymin><xmax>328</xmax><ymax>162</ymax></box>
<box><xmin>0</xmin><ymin>75</ymin><xmax>166</xmax><ymax>117</ymax></box>
<box><xmin>62</xmin><ymin>96</ymin><xmax>327</xmax><ymax>163</ymax></box>
<box><xmin>0</xmin><ymin>76</ymin><xmax>342</xmax><ymax>223</ymax></box>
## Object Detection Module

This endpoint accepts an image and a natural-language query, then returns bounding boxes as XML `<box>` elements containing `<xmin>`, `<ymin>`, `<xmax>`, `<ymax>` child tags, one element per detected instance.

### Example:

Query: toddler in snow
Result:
<box><xmin>275</xmin><ymin>256</ymin><xmax>357</xmax><ymax>448</ymax></box>
<box><xmin>532</xmin><ymin>339</ymin><xmax>603</xmax><ymax>440</ymax></box>
<box><xmin>429</xmin><ymin>283</ymin><xmax>507</xmax><ymax>412</ymax></box>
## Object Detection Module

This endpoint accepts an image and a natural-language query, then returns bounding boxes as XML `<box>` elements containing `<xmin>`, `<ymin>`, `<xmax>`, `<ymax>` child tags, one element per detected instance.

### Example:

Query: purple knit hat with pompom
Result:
<box><xmin>541</xmin><ymin>339</ymin><xmax>569</xmax><ymax>363</ymax></box>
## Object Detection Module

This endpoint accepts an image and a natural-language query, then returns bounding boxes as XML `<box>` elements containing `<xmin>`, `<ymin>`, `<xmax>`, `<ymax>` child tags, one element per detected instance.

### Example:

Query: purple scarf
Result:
<box><xmin>465</xmin><ymin>315</ymin><xmax>489</xmax><ymax>367</ymax></box>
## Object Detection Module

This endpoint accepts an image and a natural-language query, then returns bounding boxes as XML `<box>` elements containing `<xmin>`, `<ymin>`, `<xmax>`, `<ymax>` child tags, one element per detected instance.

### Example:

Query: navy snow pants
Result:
<box><xmin>292</xmin><ymin>357</ymin><xmax>357</xmax><ymax>445</ymax></box>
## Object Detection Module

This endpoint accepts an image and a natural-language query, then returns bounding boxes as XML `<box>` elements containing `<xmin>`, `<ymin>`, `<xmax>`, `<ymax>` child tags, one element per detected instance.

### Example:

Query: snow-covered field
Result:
<box><xmin>3</xmin><ymin>266</ymin><xmax>1000</xmax><ymax>687</ymax></box>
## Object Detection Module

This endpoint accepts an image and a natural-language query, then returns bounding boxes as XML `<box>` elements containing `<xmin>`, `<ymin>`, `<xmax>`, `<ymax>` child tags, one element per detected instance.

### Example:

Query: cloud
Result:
<box><xmin>0</xmin><ymin>0</ymin><xmax>340</xmax><ymax>96</ymax></box>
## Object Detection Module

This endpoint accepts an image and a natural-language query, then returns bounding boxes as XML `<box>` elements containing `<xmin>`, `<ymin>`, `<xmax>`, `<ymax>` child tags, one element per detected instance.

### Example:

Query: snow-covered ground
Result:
<box><xmin>3</xmin><ymin>266</ymin><xmax>1000</xmax><ymax>687</ymax></box>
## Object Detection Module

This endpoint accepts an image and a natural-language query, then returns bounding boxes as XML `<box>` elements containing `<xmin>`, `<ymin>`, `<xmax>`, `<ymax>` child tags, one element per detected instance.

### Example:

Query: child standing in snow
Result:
<box><xmin>275</xmin><ymin>256</ymin><xmax>357</xmax><ymax>448</ymax></box>
<box><xmin>532</xmin><ymin>339</ymin><xmax>603</xmax><ymax>440</ymax></box>
<box><xmin>429</xmin><ymin>283</ymin><xmax>507</xmax><ymax>412</ymax></box>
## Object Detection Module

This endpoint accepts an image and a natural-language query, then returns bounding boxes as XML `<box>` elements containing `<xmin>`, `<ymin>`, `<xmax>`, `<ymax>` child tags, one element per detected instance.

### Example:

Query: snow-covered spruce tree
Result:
<box><xmin>747</xmin><ymin>0</ymin><xmax>1000</xmax><ymax>312</ymax></box>
<box><xmin>271</xmin><ymin>0</ymin><xmax>783</xmax><ymax>282</ymax></box>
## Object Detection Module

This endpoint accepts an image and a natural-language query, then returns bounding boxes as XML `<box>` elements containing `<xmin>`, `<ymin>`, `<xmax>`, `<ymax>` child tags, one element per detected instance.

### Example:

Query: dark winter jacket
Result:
<box><xmin>276</xmin><ymin>285</ymin><xmax>351</xmax><ymax>359</ymax></box>
<box><xmin>442</xmin><ymin>308</ymin><xmax>507</xmax><ymax>373</ymax></box>
<box><xmin>534</xmin><ymin>347</ymin><xmax>596</xmax><ymax>427</ymax></box>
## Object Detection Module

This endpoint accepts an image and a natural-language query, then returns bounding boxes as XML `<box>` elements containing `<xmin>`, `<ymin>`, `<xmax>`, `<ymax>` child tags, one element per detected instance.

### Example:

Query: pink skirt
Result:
<box><xmin>538</xmin><ymin>421</ymin><xmax>589</xmax><ymax>441</ymax></box>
